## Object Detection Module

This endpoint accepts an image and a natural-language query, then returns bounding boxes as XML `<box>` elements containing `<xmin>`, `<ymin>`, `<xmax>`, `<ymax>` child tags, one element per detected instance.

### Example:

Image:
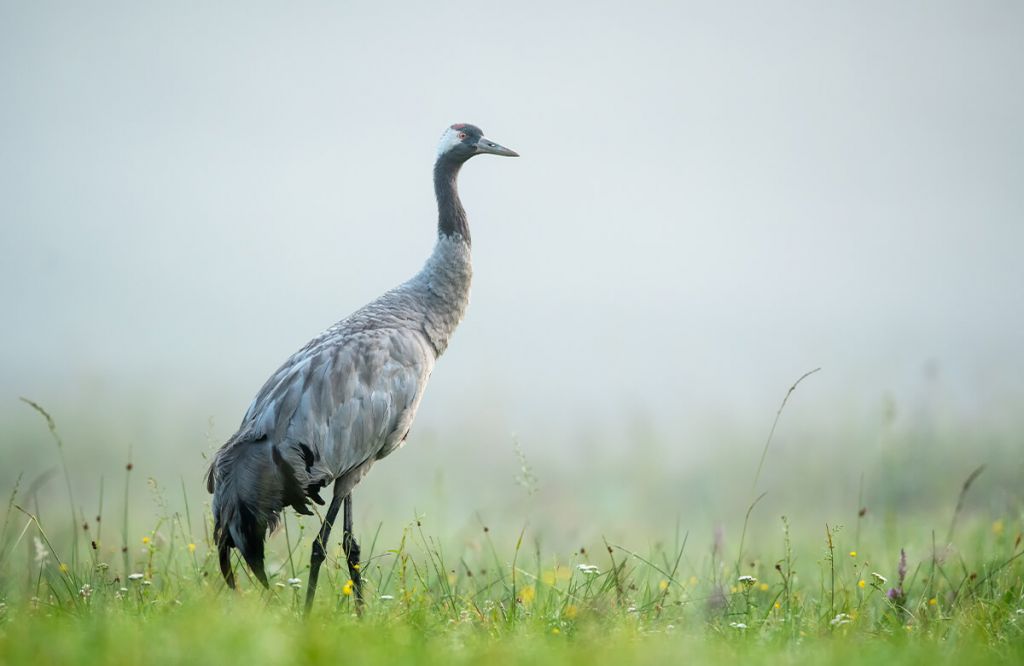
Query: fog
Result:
<box><xmin>2</xmin><ymin>1</ymin><xmax>1022</xmax><ymax>505</ymax></box>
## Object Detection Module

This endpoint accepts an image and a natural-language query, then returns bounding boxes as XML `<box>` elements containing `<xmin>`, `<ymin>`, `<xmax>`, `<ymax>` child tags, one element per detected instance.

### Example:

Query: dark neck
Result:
<box><xmin>434</xmin><ymin>156</ymin><xmax>471</xmax><ymax>246</ymax></box>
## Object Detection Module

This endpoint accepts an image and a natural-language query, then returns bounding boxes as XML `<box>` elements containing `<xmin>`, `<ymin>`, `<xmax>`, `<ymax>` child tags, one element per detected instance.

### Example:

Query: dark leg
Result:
<box><xmin>304</xmin><ymin>484</ymin><xmax>343</xmax><ymax>614</ymax></box>
<box><xmin>342</xmin><ymin>493</ymin><xmax>363</xmax><ymax>610</ymax></box>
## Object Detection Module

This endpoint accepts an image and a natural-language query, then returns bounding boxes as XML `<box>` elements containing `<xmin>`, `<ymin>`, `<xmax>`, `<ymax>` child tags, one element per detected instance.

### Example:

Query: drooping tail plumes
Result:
<box><xmin>207</xmin><ymin>438</ymin><xmax>277</xmax><ymax>588</ymax></box>
<box><xmin>207</xmin><ymin>433</ymin><xmax>332</xmax><ymax>589</ymax></box>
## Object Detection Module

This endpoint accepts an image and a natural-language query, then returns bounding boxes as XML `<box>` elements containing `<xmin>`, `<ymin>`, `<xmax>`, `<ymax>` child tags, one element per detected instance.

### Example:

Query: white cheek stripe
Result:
<box><xmin>436</xmin><ymin>127</ymin><xmax>463</xmax><ymax>157</ymax></box>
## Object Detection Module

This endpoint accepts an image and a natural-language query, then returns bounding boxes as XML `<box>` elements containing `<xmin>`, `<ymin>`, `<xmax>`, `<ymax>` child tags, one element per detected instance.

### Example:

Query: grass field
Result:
<box><xmin>1</xmin><ymin>396</ymin><xmax>1021</xmax><ymax>665</ymax></box>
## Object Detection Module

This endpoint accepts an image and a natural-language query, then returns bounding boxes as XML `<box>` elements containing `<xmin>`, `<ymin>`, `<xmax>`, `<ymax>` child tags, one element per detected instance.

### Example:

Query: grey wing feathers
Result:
<box><xmin>315</xmin><ymin>328</ymin><xmax>434</xmax><ymax>475</ymax></box>
<box><xmin>236</xmin><ymin>326</ymin><xmax>433</xmax><ymax>496</ymax></box>
<box><xmin>207</xmin><ymin>326</ymin><xmax>434</xmax><ymax>587</ymax></box>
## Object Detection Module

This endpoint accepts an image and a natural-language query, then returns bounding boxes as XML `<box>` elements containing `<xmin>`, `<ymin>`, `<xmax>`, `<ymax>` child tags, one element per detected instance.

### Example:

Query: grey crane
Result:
<box><xmin>206</xmin><ymin>123</ymin><xmax>518</xmax><ymax>610</ymax></box>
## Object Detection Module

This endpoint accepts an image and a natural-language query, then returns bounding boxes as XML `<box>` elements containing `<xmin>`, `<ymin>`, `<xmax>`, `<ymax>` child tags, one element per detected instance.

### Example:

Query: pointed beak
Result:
<box><xmin>476</xmin><ymin>137</ymin><xmax>519</xmax><ymax>157</ymax></box>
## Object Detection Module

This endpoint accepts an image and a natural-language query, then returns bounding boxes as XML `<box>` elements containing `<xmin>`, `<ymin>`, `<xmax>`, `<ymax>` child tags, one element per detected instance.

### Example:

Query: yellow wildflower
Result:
<box><xmin>688</xmin><ymin>576</ymin><xmax>698</xmax><ymax>586</ymax></box>
<box><xmin>929</xmin><ymin>597</ymin><xmax>937</xmax><ymax>606</ymax></box>
<box><xmin>542</xmin><ymin>570</ymin><xmax>556</xmax><ymax>586</ymax></box>
<box><xmin>658</xmin><ymin>579</ymin><xmax>669</xmax><ymax>592</ymax></box>
<box><xmin>992</xmin><ymin>520</ymin><xmax>1004</xmax><ymax>536</ymax></box>
<box><xmin>858</xmin><ymin>580</ymin><xmax>866</xmax><ymax>589</ymax></box>
<box><xmin>774</xmin><ymin>602</ymin><xmax>781</xmax><ymax>609</ymax></box>
<box><xmin>187</xmin><ymin>543</ymin><xmax>196</xmax><ymax>554</ymax></box>
<box><xmin>341</xmin><ymin>579</ymin><xmax>354</xmax><ymax>596</ymax></box>
<box><xmin>520</xmin><ymin>585</ymin><xmax>536</xmax><ymax>605</ymax></box>
<box><xmin>551</xmin><ymin>627</ymin><xmax>560</xmax><ymax>635</ymax></box>
<box><xmin>849</xmin><ymin>551</ymin><xmax>857</xmax><ymax>558</ymax></box>
<box><xmin>142</xmin><ymin>536</ymin><xmax>150</xmax><ymax>545</ymax></box>
<box><xmin>759</xmin><ymin>583</ymin><xmax>769</xmax><ymax>592</ymax></box>
<box><xmin>59</xmin><ymin>563</ymin><xmax>69</xmax><ymax>574</ymax></box>
<box><xmin>564</xmin><ymin>604</ymin><xmax>578</xmax><ymax>619</ymax></box>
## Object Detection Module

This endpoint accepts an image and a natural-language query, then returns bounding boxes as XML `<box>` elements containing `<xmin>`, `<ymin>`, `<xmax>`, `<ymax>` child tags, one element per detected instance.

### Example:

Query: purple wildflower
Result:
<box><xmin>887</xmin><ymin>548</ymin><xmax>907</xmax><ymax>606</ymax></box>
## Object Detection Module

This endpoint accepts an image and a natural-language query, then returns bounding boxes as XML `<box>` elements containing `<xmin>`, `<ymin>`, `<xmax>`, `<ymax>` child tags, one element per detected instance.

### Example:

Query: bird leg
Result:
<box><xmin>304</xmin><ymin>484</ymin><xmax>342</xmax><ymax>615</ymax></box>
<box><xmin>342</xmin><ymin>493</ymin><xmax>363</xmax><ymax>610</ymax></box>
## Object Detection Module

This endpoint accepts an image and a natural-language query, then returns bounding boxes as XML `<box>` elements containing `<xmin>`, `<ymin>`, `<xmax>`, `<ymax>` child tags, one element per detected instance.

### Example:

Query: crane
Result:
<box><xmin>206</xmin><ymin>123</ymin><xmax>518</xmax><ymax>611</ymax></box>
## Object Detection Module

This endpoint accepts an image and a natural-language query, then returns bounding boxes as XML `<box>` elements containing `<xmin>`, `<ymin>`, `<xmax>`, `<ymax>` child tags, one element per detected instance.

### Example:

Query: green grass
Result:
<box><xmin>1</xmin><ymin>399</ymin><xmax>1022</xmax><ymax>665</ymax></box>
<box><xmin>1</xmin><ymin>484</ymin><xmax>1021</xmax><ymax>665</ymax></box>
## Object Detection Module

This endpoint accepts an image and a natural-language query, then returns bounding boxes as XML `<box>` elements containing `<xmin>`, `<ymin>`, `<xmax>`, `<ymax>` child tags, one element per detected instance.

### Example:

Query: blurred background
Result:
<box><xmin>1</xmin><ymin>1</ymin><xmax>1021</xmax><ymax>555</ymax></box>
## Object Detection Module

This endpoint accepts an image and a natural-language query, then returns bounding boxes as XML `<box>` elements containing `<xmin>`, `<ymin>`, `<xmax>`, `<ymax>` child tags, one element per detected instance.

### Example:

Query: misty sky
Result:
<box><xmin>2</xmin><ymin>1</ymin><xmax>1022</xmax><ymax>458</ymax></box>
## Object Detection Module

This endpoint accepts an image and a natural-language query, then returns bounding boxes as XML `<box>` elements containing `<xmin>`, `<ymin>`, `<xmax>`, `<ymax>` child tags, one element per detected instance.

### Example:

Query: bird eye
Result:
<box><xmin>458</xmin><ymin>132</ymin><xmax>467</xmax><ymax>140</ymax></box>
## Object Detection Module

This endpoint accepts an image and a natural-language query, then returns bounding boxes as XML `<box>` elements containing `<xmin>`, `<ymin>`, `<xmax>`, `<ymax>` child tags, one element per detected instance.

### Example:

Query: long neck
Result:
<box><xmin>434</xmin><ymin>156</ymin><xmax>471</xmax><ymax>246</ymax></box>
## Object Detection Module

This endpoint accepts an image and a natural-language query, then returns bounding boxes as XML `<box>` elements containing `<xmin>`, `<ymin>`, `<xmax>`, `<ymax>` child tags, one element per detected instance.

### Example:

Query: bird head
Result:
<box><xmin>436</xmin><ymin>123</ymin><xmax>519</xmax><ymax>162</ymax></box>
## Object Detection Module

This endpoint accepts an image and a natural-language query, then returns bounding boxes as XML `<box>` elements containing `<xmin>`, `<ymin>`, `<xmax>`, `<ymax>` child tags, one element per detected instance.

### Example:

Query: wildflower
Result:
<box><xmin>188</xmin><ymin>543</ymin><xmax>196</xmax><ymax>554</ymax></box>
<box><xmin>127</xmin><ymin>573</ymin><xmax>145</xmax><ymax>581</ymax></box>
<box><xmin>729</xmin><ymin>622</ymin><xmax>748</xmax><ymax>630</ymax></box>
<box><xmin>1015</xmin><ymin>609</ymin><xmax>1024</xmax><ymax>615</ymax></box>
<box><xmin>79</xmin><ymin>584</ymin><xmax>93</xmax><ymax>599</ymax></box>
<box><xmin>992</xmin><ymin>520</ymin><xmax>1004</xmax><ymax>536</ymax></box>
<box><xmin>564</xmin><ymin>604</ymin><xmax>578</xmax><ymax>619</ymax></box>
<box><xmin>658</xmin><ymin>579</ymin><xmax>669</xmax><ymax>592</ymax></box>
<box><xmin>577</xmin><ymin>564</ymin><xmax>600</xmax><ymax>575</ymax></box>
<box><xmin>142</xmin><ymin>580</ymin><xmax>152</xmax><ymax>587</ymax></box>
<box><xmin>759</xmin><ymin>583</ymin><xmax>769</xmax><ymax>592</ymax></box>
<box><xmin>886</xmin><ymin>549</ymin><xmax>908</xmax><ymax>604</ymax></box>
<box><xmin>141</xmin><ymin>536</ymin><xmax>150</xmax><ymax>545</ymax></box>
<box><xmin>33</xmin><ymin>537</ymin><xmax>49</xmax><ymax>565</ymax></box>
<box><xmin>830</xmin><ymin>613</ymin><xmax>852</xmax><ymax>626</ymax></box>
<box><xmin>858</xmin><ymin>580</ymin><xmax>866</xmax><ymax>588</ymax></box>
<box><xmin>341</xmin><ymin>579</ymin><xmax>354</xmax><ymax>596</ymax></box>
<box><xmin>96</xmin><ymin>562</ymin><xmax>109</xmax><ymax>572</ymax></box>
<box><xmin>738</xmin><ymin>575</ymin><xmax>757</xmax><ymax>587</ymax></box>
<box><xmin>59</xmin><ymin>563</ymin><xmax>69</xmax><ymax>574</ymax></box>
<box><xmin>871</xmin><ymin>572</ymin><xmax>887</xmax><ymax>585</ymax></box>
<box><xmin>849</xmin><ymin>551</ymin><xmax>857</xmax><ymax>557</ymax></box>
<box><xmin>774</xmin><ymin>602</ymin><xmax>781</xmax><ymax>609</ymax></box>
<box><xmin>287</xmin><ymin>577</ymin><xmax>302</xmax><ymax>589</ymax></box>
<box><xmin>688</xmin><ymin>576</ymin><xmax>698</xmax><ymax>586</ymax></box>
<box><xmin>274</xmin><ymin>583</ymin><xmax>286</xmax><ymax>589</ymax></box>
<box><xmin>542</xmin><ymin>570</ymin><xmax>556</xmax><ymax>586</ymax></box>
<box><xmin>379</xmin><ymin>594</ymin><xmax>394</xmax><ymax>601</ymax></box>
<box><xmin>928</xmin><ymin>598</ymin><xmax>937</xmax><ymax>606</ymax></box>
<box><xmin>519</xmin><ymin>585</ymin><xmax>536</xmax><ymax>605</ymax></box>
<box><xmin>551</xmin><ymin>627</ymin><xmax>560</xmax><ymax>635</ymax></box>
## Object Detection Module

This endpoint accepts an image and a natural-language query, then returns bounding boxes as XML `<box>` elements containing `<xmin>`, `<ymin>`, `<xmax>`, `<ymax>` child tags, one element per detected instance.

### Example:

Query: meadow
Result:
<box><xmin>0</xmin><ymin>384</ymin><xmax>1021</xmax><ymax>666</ymax></box>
